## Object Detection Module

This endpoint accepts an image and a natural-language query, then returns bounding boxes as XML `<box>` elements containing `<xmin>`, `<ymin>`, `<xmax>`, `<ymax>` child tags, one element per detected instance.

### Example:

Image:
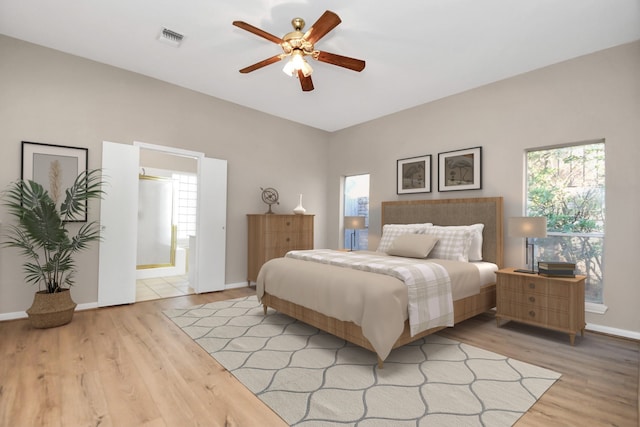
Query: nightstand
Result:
<box><xmin>495</xmin><ymin>267</ymin><xmax>586</xmax><ymax>345</ymax></box>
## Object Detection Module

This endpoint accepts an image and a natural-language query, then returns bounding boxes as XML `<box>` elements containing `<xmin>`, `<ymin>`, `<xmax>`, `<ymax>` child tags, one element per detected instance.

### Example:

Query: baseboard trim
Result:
<box><xmin>0</xmin><ymin>301</ymin><xmax>99</xmax><ymax>322</ymax></box>
<box><xmin>77</xmin><ymin>302</ymin><xmax>99</xmax><ymax>311</ymax></box>
<box><xmin>225</xmin><ymin>281</ymin><xmax>250</xmax><ymax>290</ymax></box>
<box><xmin>586</xmin><ymin>323</ymin><xmax>640</xmax><ymax>341</ymax></box>
<box><xmin>0</xmin><ymin>283</ymin><xmax>249</xmax><ymax>321</ymax></box>
<box><xmin>0</xmin><ymin>311</ymin><xmax>26</xmax><ymax>321</ymax></box>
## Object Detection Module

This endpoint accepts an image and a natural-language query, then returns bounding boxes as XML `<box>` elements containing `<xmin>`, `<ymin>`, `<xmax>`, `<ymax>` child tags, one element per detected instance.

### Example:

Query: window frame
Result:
<box><xmin>343</xmin><ymin>174</ymin><xmax>370</xmax><ymax>250</ymax></box>
<box><xmin>524</xmin><ymin>139</ymin><xmax>606</xmax><ymax>313</ymax></box>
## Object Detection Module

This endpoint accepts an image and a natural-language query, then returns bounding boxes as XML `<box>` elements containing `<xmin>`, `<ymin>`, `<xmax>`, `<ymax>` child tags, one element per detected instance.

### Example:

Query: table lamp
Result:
<box><xmin>508</xmin><ymin>216</ymin><xmax>547</xmax><ymax>274</ymax></box>
<box><xmin>344</xmin><ymin>216</ymin><xmax>366</xmax><ymax>251</ymax></box>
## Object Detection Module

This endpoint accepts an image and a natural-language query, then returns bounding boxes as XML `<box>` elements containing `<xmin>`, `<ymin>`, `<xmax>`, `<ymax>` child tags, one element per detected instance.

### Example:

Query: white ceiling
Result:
<box><xmin>1</xmin><ymin>0</ymin><xmax>639</xmax><ymax>132</ymax></box>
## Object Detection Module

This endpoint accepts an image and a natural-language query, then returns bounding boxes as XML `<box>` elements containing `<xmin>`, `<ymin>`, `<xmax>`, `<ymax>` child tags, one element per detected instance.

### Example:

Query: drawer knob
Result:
<box><xmin>528</xmin><ymin>283</ymin><xmax>535</xmax><ymax>289</ymax></box>
<box><xmin>286</xmin><ymin>221</ymin><xmax>291</xmax><ymax>226</ymax></box>
<box><xmin>529</xmin><ymin>310</ymin><xmax>536</xmax><ymax>317</ymax></box>
<box><xmin>286</xmin><ymin>237</ymin><xmax>290</xmax><ymax>242</ymax></box>
<box><xmin>529</xmin><ymin>296</ymin><xmax>536</xmax><ymax>303</ymax></box>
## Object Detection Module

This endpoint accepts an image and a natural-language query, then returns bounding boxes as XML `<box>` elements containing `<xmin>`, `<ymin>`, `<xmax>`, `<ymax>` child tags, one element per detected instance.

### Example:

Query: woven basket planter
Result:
<box><xmin>26</xmin><ymin>289</ymin><xmax>77</xmax><ymax>329</ymax></box>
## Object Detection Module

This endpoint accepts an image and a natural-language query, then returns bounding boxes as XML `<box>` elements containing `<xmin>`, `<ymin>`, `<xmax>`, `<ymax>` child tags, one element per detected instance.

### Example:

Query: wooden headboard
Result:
<box><xmin>381</xmin><ymin>197</ymin><xmax>504</xmax><ymax>267</ymax></box>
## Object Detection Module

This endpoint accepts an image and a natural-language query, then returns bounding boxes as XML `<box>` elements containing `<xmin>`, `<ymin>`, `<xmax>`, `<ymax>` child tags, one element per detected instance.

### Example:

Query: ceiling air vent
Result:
<box><xmin>158</xmin><ymin>27</ymin><xmax>185</xmax><ymax>47</ymax></box>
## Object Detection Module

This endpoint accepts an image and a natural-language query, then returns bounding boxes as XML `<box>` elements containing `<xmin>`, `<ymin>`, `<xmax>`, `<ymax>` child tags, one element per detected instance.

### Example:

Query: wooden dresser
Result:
<box><xmin>247</xmin><ymin>214</ymin><xmax>314</xmax><ymax>284</ymax></box>
<box><xmin>495</xmin><ymin>267</ymin><xmax>586</xmax><ymax>345</ymax></box>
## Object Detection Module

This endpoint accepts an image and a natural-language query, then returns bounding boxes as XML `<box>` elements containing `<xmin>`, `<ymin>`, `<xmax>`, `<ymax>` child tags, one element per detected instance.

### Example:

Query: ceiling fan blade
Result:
<box><xmin>233</xmin><ymin>21</ymin><xmax>283</xmax><ymax>44</ymax></box>
<box><xmin>303</xmin><ymin>10</ymin><xmax>341</xmax><ymax>45</ymax></box>
<box><xmin>298</xmin><ymin>70</ymin><xmax>314</xmax><ymax>92</ymax></box>
<box><xmin>315</xmin><ymin>51</ymin><xmax>366</xmax><ymax>72</ymax></box>
<box><xmin>239</xmin><ymin>55</ymin><xmax>283</xmax><ymax>73</ymax></box>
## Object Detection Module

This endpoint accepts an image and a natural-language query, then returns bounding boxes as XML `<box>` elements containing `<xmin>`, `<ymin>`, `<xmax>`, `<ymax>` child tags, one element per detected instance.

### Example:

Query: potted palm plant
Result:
<box><xmin>2</xmin><ymin>169</ymin><xmax>104</xmax><ymax>328</ymax></box>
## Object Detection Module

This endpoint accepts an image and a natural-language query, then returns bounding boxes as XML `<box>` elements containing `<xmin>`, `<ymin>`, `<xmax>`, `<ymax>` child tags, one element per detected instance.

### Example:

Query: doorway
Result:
<box><xmin>135</xmin><ymin>153</ymin><xmax>198</xmax><ymax>302</ymax></box>
<box><xmin>98</xmin><ymin>141</ymin><xmax>227</xmax><ymax>307</ymax></box>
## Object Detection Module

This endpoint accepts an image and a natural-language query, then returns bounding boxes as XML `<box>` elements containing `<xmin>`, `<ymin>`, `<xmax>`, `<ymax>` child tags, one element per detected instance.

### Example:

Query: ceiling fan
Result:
<box><xmin>232</xmin><ymin>10</ymin><xmax>365</xmax><ymax>92</ymax></box>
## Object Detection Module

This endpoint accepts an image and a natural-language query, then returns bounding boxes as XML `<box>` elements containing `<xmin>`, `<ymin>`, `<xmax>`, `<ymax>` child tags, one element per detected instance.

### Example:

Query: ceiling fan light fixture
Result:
<box><xmin>291</xmin><ymin>50</ymin><xmax>305</xmax><ymax>68</ymax></box>
<box><xmin>282</xmin><ymin>50</ymin><xmax>313</xmax><ymax>78</ymax></box>
<box><xmin>235</xmin><ymin>10</ymin><xmax>364</xmax><ymax>91</ymax></box>
<box><xmin>282</xmin><ymin>59</ymin><xmax>296</xmax><ymax>77</ymax></box>
<box><xmin>299</xmin><ymin>58</ymin><xmax>313</xmax><ymax>77</ymax></box>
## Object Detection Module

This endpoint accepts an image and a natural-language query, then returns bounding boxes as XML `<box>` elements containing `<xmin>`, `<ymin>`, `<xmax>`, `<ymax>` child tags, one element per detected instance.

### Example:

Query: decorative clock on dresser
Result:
<box><xmin>495</xmin><ymin>267</ymin><xmax>586</xmax><ymax>345</ymax></box>
<box><xmin>247</xmin><ymin>214</ymin><xmax>314</xmax><ymax>284</ymax></box>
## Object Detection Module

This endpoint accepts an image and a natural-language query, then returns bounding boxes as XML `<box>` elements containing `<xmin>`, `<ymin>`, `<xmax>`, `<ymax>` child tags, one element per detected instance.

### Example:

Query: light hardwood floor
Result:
<box><xmin>0</xmin><ymin>287</ymin><xmax>637</xmax><ymax>427</ymax></box>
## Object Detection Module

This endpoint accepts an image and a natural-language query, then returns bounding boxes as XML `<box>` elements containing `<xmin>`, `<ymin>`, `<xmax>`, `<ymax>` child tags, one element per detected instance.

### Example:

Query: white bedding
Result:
<box><xmin>472</xmin><ymin>261</ymin><xmax>500</xmax><ymax>287</ymax></box>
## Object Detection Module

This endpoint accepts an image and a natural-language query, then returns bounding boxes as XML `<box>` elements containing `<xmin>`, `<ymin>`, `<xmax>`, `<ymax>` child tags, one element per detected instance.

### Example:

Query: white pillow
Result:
<box><xmin>387</xmin><ymin>234</ymin><xmax>439</xmax><ymax>258</ymax></box>
<box><xmin>422</xmin><ymin>227</ymin><xmax>474</xmax><ymax>262</ymax></box>
<box><xmin>429</xmin><ymin>224</ymin><xmax>484</xmax><ymax>261</ymax></box>
<box><xmin>376</xmin><ymin>223</ymin><xmax>432</xmax><ymax>253</ymax></box>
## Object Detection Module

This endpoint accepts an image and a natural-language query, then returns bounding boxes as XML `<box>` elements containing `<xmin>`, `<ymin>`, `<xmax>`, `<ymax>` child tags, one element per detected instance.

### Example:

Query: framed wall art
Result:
<box><xmin>438</xmin><ymin>146</ymin><xmax>482</xmax><ymax>192</ymax></box>
<box><xmin>21</xmin><ymin>141</ymin><xmax>89</xmax><ymax>222</ymax></box>
<box><xmin>397</xmin><ymin>154</ymin><xmax>431</xmax><ymax>194</ymax></box>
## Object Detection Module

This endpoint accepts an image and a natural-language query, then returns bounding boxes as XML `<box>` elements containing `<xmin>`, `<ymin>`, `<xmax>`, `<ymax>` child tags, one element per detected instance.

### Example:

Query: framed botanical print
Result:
<box><xmin>21</xmin><ymin>141</ymin><xmax>89</xmax><ymax>221</ymax></box>
<box><xmin>397</xmin><ymin>154</ymin><xmax>431</xmax><ymax>194</ymax></box>
<box><xmin>438</xmin><ymin>146</ymin><xmax>482</xmax><ymax>192</ymax></box>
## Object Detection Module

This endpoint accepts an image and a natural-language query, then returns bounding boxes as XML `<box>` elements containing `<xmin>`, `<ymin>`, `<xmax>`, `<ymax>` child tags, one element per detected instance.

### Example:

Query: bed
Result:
<box><xmin>256</xmin><ymin>197</ymin><xmax>504</xmax><ymax>367</ymax></box>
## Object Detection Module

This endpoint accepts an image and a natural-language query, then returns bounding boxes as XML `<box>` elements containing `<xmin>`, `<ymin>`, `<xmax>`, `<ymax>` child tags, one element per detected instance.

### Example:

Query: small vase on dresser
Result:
<box><xmin>293</xmin><ymin>194</ymin><xmax>306</xmax><ymax>215</ymax></box>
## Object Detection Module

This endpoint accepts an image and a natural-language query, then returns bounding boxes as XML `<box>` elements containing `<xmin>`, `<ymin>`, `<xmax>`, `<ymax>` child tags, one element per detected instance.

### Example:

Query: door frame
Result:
<box><xmin>134</xmin><ymin>141</ymin><xmax>222</xmax><ymax>294</ymax></box>
<box><xmin>98</xmin><ymin>141</ymin><xmax>226</xmax><ymax>307</ymax></box>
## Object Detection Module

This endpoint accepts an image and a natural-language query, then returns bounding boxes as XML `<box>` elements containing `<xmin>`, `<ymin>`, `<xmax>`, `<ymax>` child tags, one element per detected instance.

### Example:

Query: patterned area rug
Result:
<box><xmin>164</xmin><ymin>297</ymin><xmax>560</xmax><ymax>426</ymax></box>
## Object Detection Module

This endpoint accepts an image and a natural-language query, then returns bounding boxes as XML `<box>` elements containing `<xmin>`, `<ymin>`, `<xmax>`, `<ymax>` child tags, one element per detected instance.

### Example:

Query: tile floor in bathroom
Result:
<box><xmin>136</xmin><ymin>275</ymin><xmax>194</xmax><ymax>302</ymax></box>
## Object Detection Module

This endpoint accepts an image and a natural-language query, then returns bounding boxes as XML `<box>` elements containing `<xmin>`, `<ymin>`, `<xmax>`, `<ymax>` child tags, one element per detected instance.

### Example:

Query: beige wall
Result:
<box><xmin>139</xmin><ymin>150</ymin><xmax>198</xmax><ymax>174</ymax></box>
<box><xmin>0</xmin><ymin>35</ymin><xmax>329</xmax><ymax>315</ymax></box>
<box><xmin>327</xmin><ymin>40</ymin><xmax>640</xmax><ymax>334</ymax></box>
<box><xmin>1</xmin><ymin>34</ymin><xmax>638</xmax><ymax>336</ymax></box>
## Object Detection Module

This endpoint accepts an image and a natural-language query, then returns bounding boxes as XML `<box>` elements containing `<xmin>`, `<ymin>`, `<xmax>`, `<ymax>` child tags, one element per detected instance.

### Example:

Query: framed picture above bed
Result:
<box><xmin>438</xmin><ymin>146</ymin><xmax>482</xmax><ymax>192</ymax></box>
<box><xmin>397</xmin><ymin>154</ymin><xmax>431</xmax><ymax>194</ymax></box>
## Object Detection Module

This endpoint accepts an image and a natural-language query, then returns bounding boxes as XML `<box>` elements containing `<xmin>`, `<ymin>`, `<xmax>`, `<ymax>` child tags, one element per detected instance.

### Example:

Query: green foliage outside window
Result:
<box><xmin>526</xmin><ymin>142</ymin><xmax>605</xmax><ymax>303</ymax></box>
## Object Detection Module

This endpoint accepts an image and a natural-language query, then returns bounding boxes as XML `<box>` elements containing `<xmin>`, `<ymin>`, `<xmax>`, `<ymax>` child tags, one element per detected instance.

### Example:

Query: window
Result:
<box><xmin>173</xmin><ymin>173</ymin><xmax>198</xmax><ymax>243</ymax></box>
<box><xmin>526</xmin><ymin>141</ymin><xmax>605</xmax><ymax>303</ymax></box>
<box><xmin>344</xmin><ymin>174</ymin><xmax>369</xmax><ymax>250</ymax></box>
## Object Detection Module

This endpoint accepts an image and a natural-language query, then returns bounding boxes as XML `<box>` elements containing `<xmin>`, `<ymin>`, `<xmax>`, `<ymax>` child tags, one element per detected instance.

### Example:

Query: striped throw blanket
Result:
<box><xmin>285</xmin><ymin>250</ymin><xmax>454</xmax><ymax>335</ymax></box>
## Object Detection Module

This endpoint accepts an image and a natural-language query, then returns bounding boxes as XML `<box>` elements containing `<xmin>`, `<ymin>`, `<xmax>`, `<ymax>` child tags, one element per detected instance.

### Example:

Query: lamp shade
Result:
<box><xmin>508</xmin><ymin>217</ymin><xmax>547</xmax><ymax>238</ymax></box>
<box><xmin>344</xmin><ymin>216</ymin><xmax>366</xmax><ymax>230</ymax></box>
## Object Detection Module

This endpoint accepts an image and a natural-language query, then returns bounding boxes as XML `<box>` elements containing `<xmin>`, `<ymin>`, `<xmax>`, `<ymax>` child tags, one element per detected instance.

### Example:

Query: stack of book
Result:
<box><xmin>538</xmin><ymin>261</ymin><xmax>576</xmax><ymax>278</ymax></box>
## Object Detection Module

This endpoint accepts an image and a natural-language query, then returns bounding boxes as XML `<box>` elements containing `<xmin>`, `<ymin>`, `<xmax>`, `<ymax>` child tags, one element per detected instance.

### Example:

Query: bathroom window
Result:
<box><xmin>173</xmin><ymin>173</ymin><xmax>198</xmax><ymax>243</ymax></box>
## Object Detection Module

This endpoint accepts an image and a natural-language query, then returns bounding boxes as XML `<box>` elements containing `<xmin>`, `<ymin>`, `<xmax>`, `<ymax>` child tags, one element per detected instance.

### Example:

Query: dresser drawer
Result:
<box><xmin>500</xmin><ymin>304</ymin><xmax>570</xmax><ymax>329</ymax></box>
<box><xmin>498</xmin><ymin>290</ymin><xmax>569</xmax><ymax>312</ymax></box>
<box><xmin>265</xmin><ymin>215</ymin><xmax>311</xmax><ymax>232</ymax></box>
<box><xmin>508</xmin><ymin>275</ymin><xmax>570</xmax><ymax>298</ymax></box>
<box><xmin>266</xmin><ymin>231</ymin><xmax>301</xmax><ymax>246</ymax></box>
